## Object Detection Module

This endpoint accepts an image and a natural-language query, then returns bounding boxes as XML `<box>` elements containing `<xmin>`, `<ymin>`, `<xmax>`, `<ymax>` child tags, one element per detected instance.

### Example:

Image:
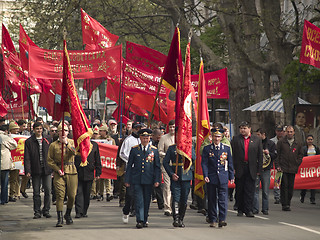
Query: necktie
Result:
<box><xmin>143</xmin><ymin>146</ymin><xmax>146</xmax><ymax>154</ymax></box>
<box><xmin>216</xmin><ymin>146</ymin><xmax>219</xmax><ymax>151</ymax></box>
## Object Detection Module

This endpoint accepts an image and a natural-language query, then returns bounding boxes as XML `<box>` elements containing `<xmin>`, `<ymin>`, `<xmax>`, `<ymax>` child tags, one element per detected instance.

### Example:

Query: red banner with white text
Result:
<box><xmin>95</xmin><ymin>141</ymin><xmax>118</xmax><ymax>180</ymax></box>
<box><xmin>28</xmin><ymin>44</ymin><xmax>121</xmax><ymax>80</ymax></box>
<box><xmin>191</xmin><ymin>68</ymin><xmax>229</xmax><ymax>99</ymax></box>
<box><xmin>227</xmin><ymin>155</ymin><xmax>320</xmax><ymax>189</ymax></box>
<box><xmin>300</xmin><ymin>20</ymin><xmax>320</xmax><ymax>69</ymax></box>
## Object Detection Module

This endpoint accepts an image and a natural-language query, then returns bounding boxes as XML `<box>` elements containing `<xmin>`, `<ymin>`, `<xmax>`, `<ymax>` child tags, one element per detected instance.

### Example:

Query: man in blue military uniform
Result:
<box><xmin>202</xmin><ymin>128</ymin><xmax>234</xmax><ymax>228</ymax></box>
<box><xmin>163</xmin><ymin>128</ymin><xmax>196</xmax><ymax>228</ymax></box>
<box><xmin>125</xmin><ymin>128</ymin><xmax>161</xmax><ymax>229</ymax></box>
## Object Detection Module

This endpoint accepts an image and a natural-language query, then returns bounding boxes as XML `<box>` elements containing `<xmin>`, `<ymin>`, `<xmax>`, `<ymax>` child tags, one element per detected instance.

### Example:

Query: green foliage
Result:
<box><xmin>282</xmin><ymin>59</ymin><xmax>320</xmax><ymax>97</ymax></box>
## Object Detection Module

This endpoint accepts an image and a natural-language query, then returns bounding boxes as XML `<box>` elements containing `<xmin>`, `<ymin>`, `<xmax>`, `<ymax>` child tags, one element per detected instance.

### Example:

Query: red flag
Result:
<box><xmin>19</xmin><ymin>24</ymin><xmax>37</xmax><ymax>71</ymax></box>
<box><xmin>194</xmin><ymin>59</ymin><xmax>210</xmax><ymax>199</ymax></box>
<box><xmin>2</xmin><ymin>24</ymin><xmax>16</xmax><ymax>54</ymax></box>
<box><xmin>300</xmin><ymin>20</ymin><xmax>320</xmax><ymax>69</ymax></box>
<box><xmin>38</xmin><ymin>91</ymin><xmax>55</xmax><ymax>117</ymax></box>
<box><xmin>81</xmin><ymin>8</ymin><xmax>119</xmax><ymax>50</ymax></box>
<box><xmin>161</xmin><ymin>27</ymin><xmax>183</xmax><ymax>92</ymax></box>
<box><xmin>0</xmin><ymin>91</ymin><xmax>8</xmax><ymax>117</ymax></box>
<box><xmin>176</xmin><ymin>42</ymin><xmax>193</xmax><ymax>171</ymax></box>
<box><xmin>61</xmin><ymin>40</ymin><xmax>93</xmax><ymax>166</ymax></box>
<box><xmin>126</xmin><ymin>41</ymin><xmax>167</xmax><ymax>75</ymax></box>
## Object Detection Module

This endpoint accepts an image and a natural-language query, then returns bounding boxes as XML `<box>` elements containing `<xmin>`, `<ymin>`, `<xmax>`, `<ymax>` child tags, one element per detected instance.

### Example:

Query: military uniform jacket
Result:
<box><xmin>201</xmin><ymin>143</ymin><xmax>234</xmax><ymax>185</ymax></box>
<box><xmin>163</xmin><ymin>144</ymin><xmax>195</xmax><ymax>181</ymax></box>
<box><xmin>125</xmin><ymin>144</ymin><xmax>161</xmax><ymax>185</ymax></box>
<box><xmin>47</xmin><ymin>138</ymin><xmax>77</xmax><ymax>174</ymax></box>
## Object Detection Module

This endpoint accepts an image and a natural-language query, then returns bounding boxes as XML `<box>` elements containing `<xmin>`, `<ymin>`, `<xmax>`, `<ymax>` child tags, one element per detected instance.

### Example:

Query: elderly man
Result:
<box><xmin>202</xmin><ymin>128</ymin><xmax>234</xmax><ymax>227</ymax></box>
<box><xmin>125</xmin><ymin>128</ymin><xmax>161</xmax><ymax>228</ymax></box>
<box><xmin>275</xmin><ymin>126</ymin><xmax>303</xmax><ymax>211</ymax></box>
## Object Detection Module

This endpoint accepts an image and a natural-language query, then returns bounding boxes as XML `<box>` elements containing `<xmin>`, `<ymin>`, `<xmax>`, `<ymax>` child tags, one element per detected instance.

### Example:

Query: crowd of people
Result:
<box><xmin>0</xmin><ymin>116</ymin><xmax>317</xmax><ymax>229</ymax></box>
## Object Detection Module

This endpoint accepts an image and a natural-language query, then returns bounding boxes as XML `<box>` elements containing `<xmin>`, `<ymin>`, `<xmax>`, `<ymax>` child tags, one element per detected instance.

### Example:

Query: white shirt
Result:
<box><xmin>119</xmin><ymin>134</ymin><xmax>141</xmax><ymax>163</ymax></box>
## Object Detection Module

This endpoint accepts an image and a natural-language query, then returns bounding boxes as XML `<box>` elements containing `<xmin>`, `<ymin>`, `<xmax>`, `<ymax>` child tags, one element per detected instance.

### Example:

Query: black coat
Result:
<box><xmin>75</xmin><ymin>141</ymin><xmax>102</xmax><ymax>181</ymax></box>
<box><xmin>231</xmin><ymin>134</ymin><xmax>263</xmax><ymax>180</ymax></box>
<box><xmin>24</xmin><ymin>134</ymin><xmax>52</xmax><ymax>176</ymax></box>
<box><xmin>262</xmin><ymin>137</ymin><xmax>277</xmax><ymax>171</ymax></box>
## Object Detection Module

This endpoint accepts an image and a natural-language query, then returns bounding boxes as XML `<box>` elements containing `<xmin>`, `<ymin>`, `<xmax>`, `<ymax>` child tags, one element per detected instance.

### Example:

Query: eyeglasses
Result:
<box><xmin>51</xmin><ymin>130</ymin><xmax>57</xmax><ymax>132</ymax></box>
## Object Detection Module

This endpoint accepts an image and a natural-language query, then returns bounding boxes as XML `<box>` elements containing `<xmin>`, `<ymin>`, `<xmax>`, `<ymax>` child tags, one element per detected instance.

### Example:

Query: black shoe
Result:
<box><xmin>252</xmin><ymin>210</ymin><xmax>259</xmax><ymax>214</ymax></box>
<box><xmin>43</xmin><ymin>212</ymin><xmax>52</xmax><ymax>218</ymax></box>
<box><xmin>282</xmin><ymin>206</ymin><xmax>291</xmax><ymax>211</ymax></box>
<box><xmin>82</xmin><ymin>214</ymin><xmax>88</xmax><ymax>218</ymax></box>
<box><xmin>300</xmin><ymin>196</ymin><xmax>304</xmax><ymax>203</ymax></box>
<box><xmin>64</xmin><ymin>208</ymin><xmax>73</xmax><ymax>225</ymax></box>
<box><xmin>92</xmin><ymin>195</ymin><xmax>98</xmax><ymax>200</ymax></box>
<box><xmin>218</xmin><ymin>221</ymin><xmax>227</xmax><ymax>227</ymax></box>
<box><xmin>21</xmin><ymin>191</ymin><xmax>29</xmax><ymax>198</ymax></box>
<box><xmin>136</xmin><ymin>222</ymin><xmax>143</xmax><ymax>229</ymax></box>
<box><xmin>143</xmin><ymin>222</ymin><xmax>148</xmax><ymax>227</ymax></box>
<box><xmin>119</xmin><ymin>202</ymin><xmax>125</xmax><ymax>207</ymax></box>
<box><xmin>9</xmin><ymin>197</ymin><xmax>16</xmax><ymax>202</ymax></box>
<box><xmin>274</xmin><ymin>200</ymin><xmax>280</xmax><ymax>204</ymax></box>
<box><xmin>179</xmin><ymin>219</ymin><xmax>185</xmax><ymax>228</ymax></box>
<box><xmin>164</xmin><ymin>211</ymin><xmax>171</xmax><ymax>216</ymax></box>
<box><xmin>33</xmin><ymin>213</ymin><xmax>41</xmax><ymax>219</ymax></box>
<box><xmin>189</xmin><ymin>204</ymin><xmax>197</xmax><ymax>210</ymax></box>
<box><xmin>75</xmin><ymin>213</ymin><xmax>83</xmax><ymax>218</ymax></box>
<box><xmin>197</xmin><ymin>209</ymin><xmax>206</xmax><ymax>216</ymax></box>
<box><xmin>310</xmin><ymin>199</ymin><xmax>316</xmax><ymax>205</ymax></box>
<box><xmin>237</xmin><ymin>211</ymin><xmax>243</xmax><ymax>217</ymax></box>
<box><xmin>106</xmin><ymin>194</ymin><xmax>113</xmax><ymax>202</ymax></box>
<box><xmin>229</xmin><ymin>195</ymin><xmax>233</xmax><ymax>201</ymax></box>
<box><xmin>56</xmin><ymin>211</ymin><xmax>63</xmax><ymax>227</ymax></box>
<box><xmin>262</xmin><ymin>210</ymin><xmax>268</xmax><ymax>215</ymax></box>
<box><xmin>233</xmin><ymin>204</ymin><xmax>238</xmax><ymax>211</ymax></box>
<box><xmin>129</xmin><ymin>211</ymin><xmax>136</xmax><ymax>217</ymax></box>
<box><xmin>245</xmin><ymin>211</ymin><xmax>254</xmax><ymax>217</ymax></box>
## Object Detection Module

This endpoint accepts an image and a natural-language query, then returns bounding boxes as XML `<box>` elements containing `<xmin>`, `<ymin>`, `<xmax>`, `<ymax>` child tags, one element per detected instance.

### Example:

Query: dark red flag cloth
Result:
<box><xmin>300</xmin><ymin>20</ymin><xmax>320</xmax><ymax>69</ymax></box>
<box><xmin>161</xmin><ymin>27</ymin><xmax>183</xmax><ymax>92</ymax></box>
<box><xmin>19</xmin><ymin>24</ymin><xmax>37</xmax><ymax>71</ymax></box>
<box><xmin>194</xmin><ymin>60</ymin><xmax>210</xmax><ymax>199</ymax></box>
<box><xmin>176</xmin><ymin>42</ymin><xmax>193</xmax><ymax>172</ymax></box>
<box><xmin>126</xmin><ymin>41</ymin><xmax>167</xmax><ymax>75</ymax></box>
<box><xmin>191</xmin><ymin>68</ymin><xmax>229</xmax><ymax>99</ymax></box>
<box><xmin>81</xmin><ymin>8</ymin><xmax>119</xmax><ymax>50</ymax></box>
<box><xmin>61</xmin><ymin>40</ymin><xmax>93</xmax><ymax>166</ymax></box>
<box><xmin>0</xmin><ymin>91</ymin><xmax>8</xmax><ymax>117</ymax></box>
<box><xmin>8</xmin><ymin>97</ymin><xmax>35</xmax><ymax>120</ymax></box>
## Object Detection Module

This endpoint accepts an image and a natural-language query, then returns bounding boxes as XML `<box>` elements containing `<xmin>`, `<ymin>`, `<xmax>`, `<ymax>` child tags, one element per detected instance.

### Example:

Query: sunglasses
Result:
<box><xmin>51</xmin><ymin>130</ymin><xmax>57</xmax><ymax>132</ymax></box>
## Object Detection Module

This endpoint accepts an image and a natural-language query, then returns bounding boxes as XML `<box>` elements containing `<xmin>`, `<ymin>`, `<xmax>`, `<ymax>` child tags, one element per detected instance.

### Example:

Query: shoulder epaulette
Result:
<box><xmin>221</xmin><ymin>143</ymin><xmax>229</xmax><ymax>147</ymax></box>
<box><xmin>132</xmin><ymin>145</ymin><xmax>139</xmax><ymax>148</ymax></box>
<box><xmin>151</xmin><ymin>145</ymin><xmax>157</xmax><ymax>149</ymax></box>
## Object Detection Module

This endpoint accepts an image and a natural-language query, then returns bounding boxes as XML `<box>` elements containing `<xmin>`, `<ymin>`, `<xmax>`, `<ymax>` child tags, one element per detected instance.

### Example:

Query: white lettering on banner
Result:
<box><xmin>100</xmin><ymin>156</ymin><xmax>116</xmax><ymax>170</ymax></box>
<box><xmin>300</xmin><ymin>167</ymin><xmax>320</xmax><ymax>178</ymax></box>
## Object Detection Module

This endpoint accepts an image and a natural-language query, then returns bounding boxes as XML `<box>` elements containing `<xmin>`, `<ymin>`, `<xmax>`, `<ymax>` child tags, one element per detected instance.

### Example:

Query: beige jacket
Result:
<box><xmin>0</xmin><ymin>131</ymin><xmax>18</xmax><ymax>170</ymax></box>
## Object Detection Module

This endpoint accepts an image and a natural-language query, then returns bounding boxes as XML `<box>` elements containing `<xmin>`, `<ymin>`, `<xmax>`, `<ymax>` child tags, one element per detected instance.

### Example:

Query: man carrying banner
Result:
<box><xmin>275</xmin><ymin>126</ymin><xmax>303</xmax><ymax>211</ymax></box>
<box><xmin>163</xmin><ymin>127</ymin><xmax>196</xmax><ymax>228</ymax></box>
<box><xmin>201</xmin><ymin>128</ymin><xmax>234</xmax><ymax>227</ymax></box>
<box><xmin>125</xmin><ymin>128</ymin><xmax>161</xmax><ymax>229</ymax></box>
<box><xmin>47</xmin><ymin>123</ymin><xmax>77</xmax><ymax>227</ymax></box>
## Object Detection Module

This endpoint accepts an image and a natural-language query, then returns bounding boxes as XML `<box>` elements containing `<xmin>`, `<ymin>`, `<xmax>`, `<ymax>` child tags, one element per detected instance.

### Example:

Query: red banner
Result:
<box><xmin>95</xmin><ymin>141</ymin><xmax>118</xmax><ymax>180</ymax></box>
<box><xmin>122</xmin><ymin>61</ymin><xmax>166</xmax><ymax>96</ymax></box>
<box><xmin>8</xmin><ymin>98</ymin><xmax>35</xmax><ymax>120</ymax></box>
<box><xmin>228</xmin><ymin>155</ymin><xmax>320</xmax><ymax>189</ymax></box>
<box><xmin>191</xmin><ymin>68</ymin><xmax>229</xmax><ymax>99</ymax></box>
<box><xmin>300</xmin><ymin>20</ymin><xmax>320</xmax><ymax>69</ymax></box>
<box><xmin>28</xmin><ymin>44</ymin><xmax>121</xmax><ymax>80</ymax></box>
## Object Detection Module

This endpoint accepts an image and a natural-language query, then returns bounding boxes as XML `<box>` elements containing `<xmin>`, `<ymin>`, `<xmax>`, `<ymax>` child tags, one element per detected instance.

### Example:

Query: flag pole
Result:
<box><xmin>20</xmin><ymin>84</ymin><xmax>24</xmax><ymax>119</ymax></box>
<box><xmin>60</xmin><ymin>27</ymin><xmax>68</xmax><ymax>173</ymax></box>
<box><xmin>119</xmin><ymin>53</ymin><xmax>123</xmax><ymax>139</ymax></box>
<box><xmin>103</xmin><ymin>78</ymin><xmax>108</xmax><ymax>122</ymax></box>
<box><xmin>148</xmin><ymin>76</ymin><xmax>163</xmax><ymax>127</ymax></box>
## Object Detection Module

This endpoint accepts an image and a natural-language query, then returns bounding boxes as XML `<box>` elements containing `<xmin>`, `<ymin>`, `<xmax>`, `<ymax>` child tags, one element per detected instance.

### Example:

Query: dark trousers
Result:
<box><xmin>300</xmin><ymin>189</ymin><xmax>316</xmax><ymax>201</ymax></box>
<box><xmin>0</xmin><ymin>170</ymin><xmax>9</xmax><ymax>204</ymax></box>
<box><xmin>170</xmin><ymin>180</ymin><xmax>191</xmax><ymax>205</ymax></box>
<box><xmin>235</xmin><ymin>164</ymin><xmax>255</xmax><ymax>214</ymax></box>
<box><xmin>280</xmin><ymin>172</ymin><xmax>295</xmax><ymax>207</ymax></box>
<box><xmin>133</xmin><ymin>184</ymin><xmax>152</xmax><ymax>223</ymax></box>
<box><xmin>32</xmin><ymin>174</ymin><xmax>52</xmax><ymax>215</ymax></box>
<box><xmin>75</xmin><ymin>179</ymin><xmax>93</xmax><ymax>215</ymax></box>
<box><xmin>122</xmin><ymin>186</ymin><xmax>134</xmax><ymax>215</ymax></box>
<box><xmin>207</xmin><ymin>183</ymin><xmax>228</xmax><ymax>222</ymax></box>
<box><xmin>152</xmin><ymin>185</ymin><xmax>164</xmax><ymax>209</ymax></box>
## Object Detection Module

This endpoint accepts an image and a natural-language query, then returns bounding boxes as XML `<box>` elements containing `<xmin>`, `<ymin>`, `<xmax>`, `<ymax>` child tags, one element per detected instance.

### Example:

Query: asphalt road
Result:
<box><xmin>0</xmin><ymin>189</ymin><xmax>319</xmax><ymax>240</ymax></box>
